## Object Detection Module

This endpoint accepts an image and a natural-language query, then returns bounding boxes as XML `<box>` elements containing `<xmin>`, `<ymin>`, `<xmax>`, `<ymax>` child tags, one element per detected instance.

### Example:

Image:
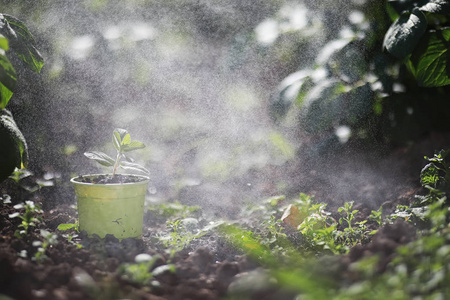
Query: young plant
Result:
<box><xmin>337</xmin><ymin>201</ymin><xmax>371</xmax><ymax>247</ymax></box>
<box><xmin>32</xmin><ymin>229</ymin><xmax>58</xmax><ymax>263</ymax></box>
<box><xmin>159</xmin><ymin>219</ymin><xmax>206</xmax><ymax>254</ymax></box>
<box><xmin>9</xmin><ymin>200</ymin><xmax>43</xmax><ymax>238</ymax></box>
<box><xmin>84</xmin><ymin>128</ymin><xmax>149</xmax><ymax>177</ymax></box>
<box><xmin>417</xmin><ymin>149</ymin><xmax>450</xmax><ymax>206</ymax></box>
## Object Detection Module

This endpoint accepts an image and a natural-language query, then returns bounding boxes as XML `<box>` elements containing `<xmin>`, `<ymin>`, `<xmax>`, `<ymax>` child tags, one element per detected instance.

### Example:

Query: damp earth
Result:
<box><xmin>2</xmin><ymin>0</ymin><xmax>450</xmax><ymax>299</ymax></box>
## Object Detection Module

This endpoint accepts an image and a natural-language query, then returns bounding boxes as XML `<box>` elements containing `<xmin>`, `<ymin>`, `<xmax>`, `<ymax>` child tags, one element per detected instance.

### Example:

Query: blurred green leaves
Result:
<box><xmin>269</xmin><ymin>0</ymin><xmax>450</xmax><ymax>150</ymax></box>
<box><xmin>3</xmin><ymin>14</ymin><xmax>44</xmax><ymax>73</ymax></box>
<box><xmin>0</xmin><ymin>13</ymin><xmax>43</xmax><ymax>108</ymax></box>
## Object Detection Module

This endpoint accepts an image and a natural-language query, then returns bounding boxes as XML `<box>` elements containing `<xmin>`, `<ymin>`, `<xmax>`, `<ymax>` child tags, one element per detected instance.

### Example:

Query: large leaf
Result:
<box><xmin>383</xmin><ymin>8</ymin><xmax>427</xmax><ymax>59</ymax></box>
<box><xmin>419</xmin><ymin>0</ymin><xmax>450</xmax><ymax>13</ymax></box>
<box><xmin>316</xmin><ymin>38</ymin><xmax>352</xmax><ymax>66</ymax></box>
<box><xmin>301</xmin><ymin>80</ymin><xmax>346</xmax><ymax>134</ymax></box>
<box><xmin>2</xmin><ymin>14</ymin><xmax>44</xmax><ymax>73</ymax></box>
<box><xmin>84</xmin><ymin>151</ymin><xmax>115</xmax><ymax>167</ymax></box>
<box><xmin>0</xmin><ymin>109</ymin><xmax>28</xmax><ymax>169</ymax></box>
<box><xmin>119</xmin><ymin>161</ymin><xmax>149</xmax><ymax>175</ymax></box>
<box><xmin>269</xmin><ymin>70</ymin><xmax>312</xmax><ymax>120</ymax></box>
<box><xmin>409</xmin><ymin>28</ymin><xmax>450</xmax><ymax>87</ymax></box>
<box><xmin>344</xmin><ymin>83</ymin><xmax>375</xmax><ymax>124</ymax></box>
<box><xmin>325</xmin><ymin>42</ymin><xmax>368</xmax><ymax>83</ymax></box>
<box><xmin>0</xmin><ymin>52</ymin><xmax>16</xmax><ymax>109</ymax></box>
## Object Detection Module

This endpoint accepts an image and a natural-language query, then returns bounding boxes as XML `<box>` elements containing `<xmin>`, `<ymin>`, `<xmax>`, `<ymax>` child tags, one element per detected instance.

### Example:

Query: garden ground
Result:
<box><xmin>0</xmin><ymin>132</ymin><xmax>448</xmax><ymax>300</ymax></box>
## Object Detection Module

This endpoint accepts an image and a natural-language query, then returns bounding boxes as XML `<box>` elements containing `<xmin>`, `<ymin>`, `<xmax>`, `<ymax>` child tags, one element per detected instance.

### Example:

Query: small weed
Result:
<box><xmin>261</xmin><ymin>215</ymin><xmax>287</xmax><ymax>245</ymax></box>
<box><xmin>9</xmin><ymin>200</ymin><xmax>43</xmax><ymax>238</ymax></box>
<box><xmin>416</xmin><ymin>149</ymin><xmax>450</xmax><ymax>206</ymax></box>
<box><xmin>159</xmin><ymin>219</ymin><xmax>206</xmax><ymax>254</ymax></box>
<box><xmin>118</xmin><ymin>253</ymin><xmax>170</xmax><ymax>287</ymax></box>
<box><xmin>55</xmin><ymin>221</ymin><xmax>82</xmax><ymax>248</ymax></box>
<box><xmin>368</xmin><ymin>206</ymin><xmax>383</xmax><ymax>227</ymax></box>
<box><xmin>335</xmin><ymin>201</ymin><xmax>371</xmax><ymax>248</ymax></box>
<box><xmin>32</xmin><ymin>229</ymin><xmax>58</xmax><ymax>263</ymax></box>
<box><xmin>338</xmin><ymin>201</ymin><xmax>358</xmax><ymax>230</ymax></box>
<box><xmin>8</xmin><ymin>168</ymin><xmax>33</xmax><ymax>184</ymax></box>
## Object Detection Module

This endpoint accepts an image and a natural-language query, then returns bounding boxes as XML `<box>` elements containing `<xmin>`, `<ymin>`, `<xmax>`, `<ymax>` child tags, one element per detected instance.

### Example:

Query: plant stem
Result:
<box><xmin>112</xmin><ymin>152</ymin><xmax>121</xmax><ymax>177</ymax></box>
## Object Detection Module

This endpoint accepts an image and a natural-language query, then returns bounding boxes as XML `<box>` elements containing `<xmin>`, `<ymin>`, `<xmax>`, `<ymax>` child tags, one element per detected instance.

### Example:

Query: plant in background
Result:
<box><xmin>84</xmin><ymin>128</ymin><xmax>149</xmax><ymax>177</ymax></box>
<box><xmin>0</xmin><ymin>14</ymin><xmax>43</xmax><ymax>182</ymax></box>
<box><xmin>417</xmin><ymin>149</ymin><xmax>450</xmax><ymax>206</ymax></box>
<box><xmin>267</xmin><ymin>1</ymin><xmax>450</xmax><ymax>150</ymax></box>
<box><xmin>0</xmin><ymin>13</ymin><xmax>44</xmax><ymax>107</ymax></box>
<box><xmin>147</xmin><ymin>201</ymin><xmax>201</xmax><ymax>221</ymax></box>
<box><xmin>368</xmin><ymin>206</ymin><xmax>383</xmax><ymax>228</ymax></box>
<box><xmin>158</xmin><ymin>219</ymin><xmax>207</xmax><ymax>255</ymax></box>
<box><xmin>336</xmin><ymin>201</ymin><xmax>371</xmax><ymax>247</ymax></box>
<box><xmin>384</xmin><ymin>1</ymin><xmax>450</xmax><ymax>87</ymax></box>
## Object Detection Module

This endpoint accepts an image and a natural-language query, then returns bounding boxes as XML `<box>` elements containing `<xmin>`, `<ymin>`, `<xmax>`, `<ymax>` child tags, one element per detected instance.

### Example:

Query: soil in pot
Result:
<box><xmin>74</xmin><ymin>174</ymin><xmax>148</xmax><ymax>184</ymax></box>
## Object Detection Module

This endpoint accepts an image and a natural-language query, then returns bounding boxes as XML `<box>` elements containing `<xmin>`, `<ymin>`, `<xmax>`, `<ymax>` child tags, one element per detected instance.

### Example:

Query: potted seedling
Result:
<box><xmin>71</xmin><ymin>128</ymin><xmax>150</xmax><ymax>240</ymax></box>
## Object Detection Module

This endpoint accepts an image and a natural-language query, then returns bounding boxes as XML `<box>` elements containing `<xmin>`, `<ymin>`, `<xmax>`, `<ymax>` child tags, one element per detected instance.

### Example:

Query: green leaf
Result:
<box><xmin>0</xmin><ymin>82</ymin><xmax>13</xmax><ymax>110</ymax></box>
<box><xmin>0</xmin><ymin>52</ymin><xmax>16</xmax><ymax>109</ymax></box>
<box><xmin>387</xmin><ymin>0</ymin><xmax>416</xmax><ymax>15</ymax></box>
<box><xmin>113</xmin><ymin>128</ymin><xmax>128</xmax><ymax>151</ymax></box>
<box><xmin>269</xmin><ymin>70</ymin><xmax>312</xmax><ymax>121</ymax></box>
<box><xmin>386</xmin><ymin>2</ymin><xmax>401</xmax><ymax>21</ymax></box>
<box><xmin>84</xmin><ymin>151</ymin><xmax>115</xmax><ymax>167</ymax></box>
<box><xmin>0</xmin><ymin>34</ymin><xmax>9</xmax><ymax>51</ymax></box>
<box><xmin>57</xmin><ymin>223</ymin><xmax>78</xmax><ymax>231</ymax></box>
<box><xmin>122</xmin><ymin>133</ymin><xmax>131</xmax><ymax>146</ymax></box>
<box><xmin>301</xmin><ymin>79</ymin><xmax>346</xmax><ymax>134</ymax></box>
<box><xmin>420</xmin><ymin>163</ymin><xmax>440</xmax><ymax>186</ymax></box>
<box><xmin>2</xmin><ymin>14</ymin><xmax>44</xmax><ymax>73</ymax></box>
<box><xmin>0</xmin><ymin>109</ymin><xmax>28</xmax><ymax>169</ymax></box>
<box><xmin>331</xmin><ymin>43</ymin><xmax>368</xmax><ymax>83</ymax></box>
<box><xmin>409</xmin><ymin>28</ymin><xmax>450</xmax><ymax>87</ymax></box>
<box><xmin>419</xmin><ymin>0</ymin><xmax>450</xmax><ymax>13</ymax></box>
<box><xmin>119</xmin><ymin>161</ymin><xmax>149</xmax><ymax>175</ymax></box>
<box><xmin>344</xmin><ymin>83</ymin><xmax>374</xmax><ymax>124</ymax></box>
<box><xmin>383</xmin><ymin>8</ymin><xmax>427</xmax><ymax>59</ymax></box>
<box><xmin>122</xmin><ymin>140</ymin><xmax>145</xmax><ymax>152</ymax></box>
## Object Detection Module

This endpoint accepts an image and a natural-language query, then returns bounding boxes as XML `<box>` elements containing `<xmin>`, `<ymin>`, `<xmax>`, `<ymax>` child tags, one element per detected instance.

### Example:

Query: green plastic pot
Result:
<box><xmin>71</xmin><ymin>174</ymin><xmax>149</xmax><ymax>240</ymax></box>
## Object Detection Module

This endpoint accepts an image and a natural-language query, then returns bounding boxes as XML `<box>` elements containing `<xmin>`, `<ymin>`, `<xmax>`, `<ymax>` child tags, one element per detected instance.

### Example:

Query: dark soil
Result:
<box><xmin>0</xmin><ymin>136</ymin><xmax>446</xmax><ymax>300</ymax></box>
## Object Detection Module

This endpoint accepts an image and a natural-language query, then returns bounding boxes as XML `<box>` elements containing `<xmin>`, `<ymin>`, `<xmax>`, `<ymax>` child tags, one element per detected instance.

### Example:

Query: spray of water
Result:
<box><xmin>3</xmin><ymin>1</ymin><xmax>415</xmax><ymax>216</ymax></box>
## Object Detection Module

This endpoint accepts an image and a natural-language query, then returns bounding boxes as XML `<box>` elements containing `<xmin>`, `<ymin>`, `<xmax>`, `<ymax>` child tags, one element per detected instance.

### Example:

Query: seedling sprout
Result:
<box><xmin>84</xmin><ymin>128</ymin><xmax>149</xmax><ymax>177</ymax></box>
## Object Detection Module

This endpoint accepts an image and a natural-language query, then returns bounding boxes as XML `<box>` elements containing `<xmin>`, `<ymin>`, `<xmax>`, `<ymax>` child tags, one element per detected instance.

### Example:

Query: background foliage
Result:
<box><xmin>1</xmin><ymin>0</ymin><xmax>450</xmax><ymax>204</ymax></box>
